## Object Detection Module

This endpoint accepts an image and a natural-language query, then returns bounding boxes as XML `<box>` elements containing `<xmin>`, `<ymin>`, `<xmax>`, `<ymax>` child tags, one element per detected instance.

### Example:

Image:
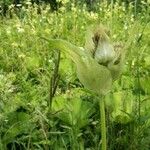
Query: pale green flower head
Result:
<box><xmin>85</xmin><ymin>24</ymin><xmax>125</xmax><ymax>81</ymax></box>
<box><xmin>85</xmin><ymin>24</ymin><xmax>115</xmax><ymax>64</ymax></box>
<box><xmin>42</xmin><ymin>24</ymin><xmax>124</xmax><ymax>95</ymax></box>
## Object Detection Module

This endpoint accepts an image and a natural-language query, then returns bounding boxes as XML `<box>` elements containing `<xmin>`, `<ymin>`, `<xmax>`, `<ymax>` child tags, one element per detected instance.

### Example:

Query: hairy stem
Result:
<box><xmin>99</xmin><ymin>96</ymin><xmax>107</xmax><ymax>150</ymax></box>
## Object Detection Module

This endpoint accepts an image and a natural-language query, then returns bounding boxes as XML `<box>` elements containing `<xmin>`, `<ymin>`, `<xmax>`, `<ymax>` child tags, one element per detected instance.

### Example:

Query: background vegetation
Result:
<box><xmin>0</xmin><ymin>0</ymin><xmax>150</xmax><ymax>149</ymax></box>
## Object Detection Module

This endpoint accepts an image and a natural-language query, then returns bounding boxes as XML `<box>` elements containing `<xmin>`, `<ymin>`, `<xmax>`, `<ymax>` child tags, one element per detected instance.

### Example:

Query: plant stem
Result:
<box><xmin>99</xmin><ymin>96</ymin><xmax>107</xmax><ymax>150</ymax></box>
<box><xmin>49</xmin><ymin>51</ymin><xmax>60</xmax><ymax>110</ymax></box>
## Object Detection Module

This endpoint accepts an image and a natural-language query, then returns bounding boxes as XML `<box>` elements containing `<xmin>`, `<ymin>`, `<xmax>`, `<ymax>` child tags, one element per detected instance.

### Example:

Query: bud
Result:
<box><xmin>85</xmin><ymin>25</ymin><xmax>124</xmax><ymax>81</ymax></box>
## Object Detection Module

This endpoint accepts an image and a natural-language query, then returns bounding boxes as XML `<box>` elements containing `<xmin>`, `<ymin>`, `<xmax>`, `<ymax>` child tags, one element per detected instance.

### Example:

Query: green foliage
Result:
<box><xmin>52</xmin><ymin>88</ymin><xmax>95</xmax><ymax>128</ymax></box>
<box><xmin>0</xmin><ymin>1</ymin><xmax>150</xmax><ymax>149</ymax></box>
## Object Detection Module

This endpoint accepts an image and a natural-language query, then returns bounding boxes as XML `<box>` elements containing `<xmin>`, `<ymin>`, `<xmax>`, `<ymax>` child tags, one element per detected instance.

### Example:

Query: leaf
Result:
<box><xmin>59</xmin><ymin>57</ymin><xmax>76</xmax><ymax>82</ymax></box>
<box><xmin>140</xmin><ymin>77</ymin><xmax>150</xmax><ymax>94</ymax></box>
<box><xmin>52</xmin><ymin>89</ymin><xmax>95</xmax><ymax>128</ymax></box>
<box><xmin>144</xmin><ymin>56</ymin><xmax>150</xmax><ymax>67</ymax></box>
<box><xmin>106</xmin><ymin>92</ymin><xmax>133</xmax><ymax>124</ymax></box>
<box><xmin>26</xmin><ymin>55</ymin><xmax>40</xmax><ymax>70</ymax></box>
<box><xmin>2</xmin><ymin>112</ymin><xmax>32</xmax><ymax>144</ymax></box>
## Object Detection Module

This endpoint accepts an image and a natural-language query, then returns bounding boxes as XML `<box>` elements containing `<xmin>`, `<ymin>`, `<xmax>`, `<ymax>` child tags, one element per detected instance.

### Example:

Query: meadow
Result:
<box><xmin>0</xmin><ymin>1</ymin><xmax>150</xmax><ymax>150</ymax></box>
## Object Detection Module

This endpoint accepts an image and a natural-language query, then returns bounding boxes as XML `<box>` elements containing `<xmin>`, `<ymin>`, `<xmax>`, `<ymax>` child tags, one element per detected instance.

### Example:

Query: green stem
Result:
<box><xmin>99</xmin><ymin>96</ymin><xmax>107</xmax><ymax>150</ymax></box>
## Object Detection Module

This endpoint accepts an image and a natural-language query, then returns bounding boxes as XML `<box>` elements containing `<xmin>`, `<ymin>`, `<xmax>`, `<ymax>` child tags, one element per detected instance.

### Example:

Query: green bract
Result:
<box><xmin>43</xmin><ymin>25</ymin><xmax>124</xmax><ymax>95</ymax></box>
<box><xmin>45</xmin><ymin>39</ymin><xmax>112</xmax><ymax>95</ymax></box>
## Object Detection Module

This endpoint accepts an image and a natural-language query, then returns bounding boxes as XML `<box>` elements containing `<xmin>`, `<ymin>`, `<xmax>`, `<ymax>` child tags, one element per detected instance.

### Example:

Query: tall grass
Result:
<box><xmin>0</xmin><ymin>1</ymin><xmax>150</xmax><ymax>149</ymax></box>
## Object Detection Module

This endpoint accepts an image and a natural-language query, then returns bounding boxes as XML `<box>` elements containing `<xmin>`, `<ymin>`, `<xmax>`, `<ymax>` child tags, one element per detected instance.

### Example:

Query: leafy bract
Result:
<box><xmin>45</xmin><ymin>38</ymin><xmax>112</xmax><ymax>95</ymax></box>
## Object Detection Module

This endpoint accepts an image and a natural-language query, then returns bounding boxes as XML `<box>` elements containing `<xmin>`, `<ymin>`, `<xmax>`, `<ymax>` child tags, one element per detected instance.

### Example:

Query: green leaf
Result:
<box><xmin>144</xmin><ymin>56</ymin><xmax>150</xmax><ymax>67</ymax></box>
<box><xmin>52</xmin><ymin>89</ymin><xmax>95</xmax><ymax>128</ymax></box>
<box><xmin>140</xmin><ymin>77</ymin><xmax>150</xmax><ymax>94</ymax></box>
<box><xmin>2</xmin><ymin>112</ymin><xmax>32</xmax><ymax>144</ymax></box>
<box><xmin>26</xmin><ymin>55</ymin><xmax>40</xmax><ymax>70</ymax></box>
<box><xmin>106</xmin><ymin>92</ymin><xmax>133</xmax><ymax>124</ymax></box>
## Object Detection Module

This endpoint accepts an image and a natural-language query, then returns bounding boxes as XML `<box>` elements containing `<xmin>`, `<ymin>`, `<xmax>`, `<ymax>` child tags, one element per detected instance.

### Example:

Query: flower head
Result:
<box><xmin>43</xmin><ymin>24</ymin><xmax>124</xmax><ymax>95</ymax></box>
<box><xmin>85</xmin><ymin>24</ymin><xmax>125</xmax><ymax>81</ymax></box>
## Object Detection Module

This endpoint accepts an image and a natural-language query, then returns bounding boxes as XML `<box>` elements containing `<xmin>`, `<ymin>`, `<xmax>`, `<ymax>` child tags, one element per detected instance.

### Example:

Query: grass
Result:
<box><xmin>0</xmin><ymin>1</ymin><xmax>150</xmax><ymax>150</ymax></box>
